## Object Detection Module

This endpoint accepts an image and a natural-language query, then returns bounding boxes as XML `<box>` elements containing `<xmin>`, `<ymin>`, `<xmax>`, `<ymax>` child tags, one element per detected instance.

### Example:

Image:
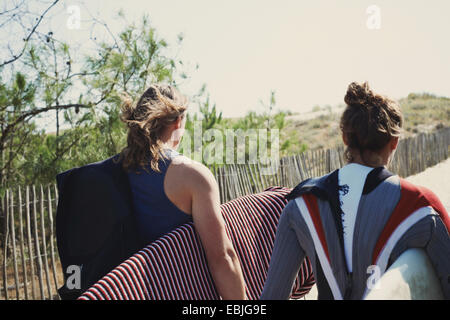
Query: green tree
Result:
<box><xmin>0</xmin><ymin>2</ymin><xmax>191</xmax><ymax>188</ymax></box>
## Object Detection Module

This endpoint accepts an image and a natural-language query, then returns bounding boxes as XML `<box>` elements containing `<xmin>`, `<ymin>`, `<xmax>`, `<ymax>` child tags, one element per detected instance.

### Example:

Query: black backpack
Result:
<box><xmin>55</xmin><ymin>155</ymin><xmax>143</xmax><ymax>300</ymax></box>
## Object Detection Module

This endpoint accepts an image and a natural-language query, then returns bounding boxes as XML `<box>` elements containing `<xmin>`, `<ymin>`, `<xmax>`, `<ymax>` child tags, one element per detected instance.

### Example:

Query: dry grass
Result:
<box><xmin>1</xmin><ymin>256</ymin><xmax>64</xmax><ymax>300</ymax></box>
<box><xmin>285</xmin><ymin>93</ymin><xmax>450</xmax><ymax>152</ymax></box>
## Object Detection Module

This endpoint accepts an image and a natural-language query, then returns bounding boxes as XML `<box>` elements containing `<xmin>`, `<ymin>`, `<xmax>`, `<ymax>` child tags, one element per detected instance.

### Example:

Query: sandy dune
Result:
<box><xmin>405</xmin><ymin>157</ymin><xmax>450</xmax><ymax>212</ymax></box>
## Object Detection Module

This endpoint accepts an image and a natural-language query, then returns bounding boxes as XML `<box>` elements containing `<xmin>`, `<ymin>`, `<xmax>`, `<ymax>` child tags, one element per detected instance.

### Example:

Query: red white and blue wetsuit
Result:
<box><xmin>261</xmin><ymin>166</ymin><xmax>450</xmax><ymax>300</ymax></box>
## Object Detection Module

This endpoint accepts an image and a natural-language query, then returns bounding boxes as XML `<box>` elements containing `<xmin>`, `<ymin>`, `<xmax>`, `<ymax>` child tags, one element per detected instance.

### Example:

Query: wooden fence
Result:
<box><xmin>213</xmin><ymin>127</ymin><xmax>450</xmax><ymax>203</ymax></box>
<box><xmin>1</xmin><ymin>127</ymin><xmax>449</xmax><ymax>300</ymax></box>
<box><xmin>1</xmin><ymin>185</ymin><xmax>60</xmax><ymax>300</ymax></box>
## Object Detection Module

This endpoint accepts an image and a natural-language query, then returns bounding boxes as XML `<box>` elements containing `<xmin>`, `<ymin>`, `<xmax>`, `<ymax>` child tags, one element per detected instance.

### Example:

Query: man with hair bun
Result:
<box><xmin>261</xmin><ymin>82</ymin><xmax>450</xmax><ymax>300</ymax></box>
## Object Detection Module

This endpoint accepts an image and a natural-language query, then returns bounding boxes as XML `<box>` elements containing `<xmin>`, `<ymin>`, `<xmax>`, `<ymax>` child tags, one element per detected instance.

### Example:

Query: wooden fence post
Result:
<box><xmin>32</xmin><ymin>185</ymin><xmax>45</xmax><ymax>300</ymax></box>
<box><xmin>40</xmin><ymin>185</ymin><xmax>52</xmax><ymax>299</ymax></box>
<box><xmin>18</xmin><ymin>186</ymin><xmax>29</xmax><ymax>300</ymax></box>
<box><xmin>25</xmin><ymin>186</ymin><xmax>36</xmax><ymax>300</ymax></box>
<box><xmin>48</xmin><ymin>185</ymin><xmax>59</xmax><ymax>299</ymax></box>
<box><xmin>2</xmin><ymin>190</ymin><xmax>9</xmax><ymax>300</ymax></box>
<box><xmin>10</xmin><ymin>190</ymin><xmax>20</xmax><ymax>299</ymax></box>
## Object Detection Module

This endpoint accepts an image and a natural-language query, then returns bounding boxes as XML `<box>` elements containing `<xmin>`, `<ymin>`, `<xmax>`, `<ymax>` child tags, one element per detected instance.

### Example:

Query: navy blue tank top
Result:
<box><xmin>127</xmin><ymin>149</ymin><xmax>193</xmax><ymax>244</ymax></box>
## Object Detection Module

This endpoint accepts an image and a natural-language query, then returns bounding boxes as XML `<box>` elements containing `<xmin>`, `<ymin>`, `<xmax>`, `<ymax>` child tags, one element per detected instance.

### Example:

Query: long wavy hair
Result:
<box><xmin>119</xmin><ymin>84</ymin><xmax>188</xmax><ymax>173</ymax></box>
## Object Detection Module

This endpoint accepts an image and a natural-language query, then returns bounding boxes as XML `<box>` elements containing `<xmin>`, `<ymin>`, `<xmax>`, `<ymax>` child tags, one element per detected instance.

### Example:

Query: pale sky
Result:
<box><xmin>13</xmin><ymin>0</ymin><xmax>450</xmax><ymax>118</ymax></box>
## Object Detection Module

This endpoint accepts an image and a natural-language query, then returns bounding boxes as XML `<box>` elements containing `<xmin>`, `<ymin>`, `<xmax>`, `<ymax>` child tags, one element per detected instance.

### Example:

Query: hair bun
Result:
<box><xmin>344</xmin><ymin>81</ymin><xmax>375</xmax><ymax>108</ymax></box>
<box><xmin>340</xmin><ymin>81</ymin><xmax>404</xmax><ymax>165</ymax></box>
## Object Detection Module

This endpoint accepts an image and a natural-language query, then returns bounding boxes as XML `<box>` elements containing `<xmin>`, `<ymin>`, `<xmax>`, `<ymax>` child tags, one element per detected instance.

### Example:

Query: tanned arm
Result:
<box><xmin>186</xmin><ymin>161</ymin><xmax>247</xmax><ymax>300</ymax></box>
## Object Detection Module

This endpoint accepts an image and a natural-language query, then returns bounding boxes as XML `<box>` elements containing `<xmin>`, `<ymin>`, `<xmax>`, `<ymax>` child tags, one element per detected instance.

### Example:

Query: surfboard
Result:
<box><xmin>364</xmin><ymin>248</ymin><xmax>444</xmax><ymax>300</ymax></box>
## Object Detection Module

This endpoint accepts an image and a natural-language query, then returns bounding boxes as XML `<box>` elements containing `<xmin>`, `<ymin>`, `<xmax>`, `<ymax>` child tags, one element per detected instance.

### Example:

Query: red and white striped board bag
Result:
<box><xmin>78</xmin><ymin>187</ymin><xmax>315</xmax><ymax>300</ymax></box>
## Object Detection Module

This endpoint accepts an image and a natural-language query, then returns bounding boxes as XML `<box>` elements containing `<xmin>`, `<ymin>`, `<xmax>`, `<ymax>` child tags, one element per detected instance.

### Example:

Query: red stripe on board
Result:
<box><xmin>97</xmin><ymin>278</ymin><xmax>117</xmax><ymax>299</ymax></box>
<box><xmin>78</xmin><ymin>188</ymin><xmax>314</xmax><ymax>300</ymax></box>
<box><xmin>170</xmin><ymin>227</ymin><xmax>205</xmax><ymax>299</ymax></box>
<box><xmin>221</xmin><ymin>201</ymin><xmax>259</xmax><ymax>298</ymax></box>
<box><xmin>188</xmin><ymin>228</ymin><xmax>218</xmax><ymax>299</ymax></box>
<box><xmin>103</xmin><ymin>275</ymin><xmax>122</xmax><ymax>299</ymax></box>
<box><xmin>121</xmin><ymin>263</ymin><xmax>145</xmax><ymax>299</ymax></box>
<box><xmin>89</xmin><ymin>287</ymin><xmax>103</xmax><ymax>300</ymax></box>
<box><xmin>140</xmin><ymin>248</ymin><xmax>165</xmax><ymax>299</ymax></box>
<box><xmin>109</xmin><ymin>270</ymin><xmax>130</xmax><ymax>299</ymax></box>
<box><xmin>161</xmin><ymin>236</ymin><xmax>190</xmax><ymax>299</ymax></box>
<box><xmin>231</xmin><ymin>196</ymin><xmax>267</xmax><ymax>294</ymax></box>
<box><xmin>115</xmin><ymin>266</ymin><xmax>139</xmax><ymax>299</ymax></box>
<box><xmin>240</xmin><ymin>195</ymin><xmax>276</xmax><ymax>274</ymax></box>
<box><xmin>179</xmin><ymin>226</ymin><xmax>210</xmax><ymax>299</ymax></box>
<box><xmin>231</xmin><ymin>194</ymin><xmax>270</xmax><ymax>297</ymax></box>
<box><xmin>151</xmin><ymin>242</ymin><xmax>179</xmax><ymax>299</ymax></box>
<box><xmin>92</xmin><ymin>282</ymin><xmax>111</xmax><ymax>300</ymax></box>
<box><xmin>128</xmin><ymin>256</ymin><xmax>151</xmax><ymax>299</ymax></box>
<box><xmin>83</xmin><ymin>291</ymin><xmax>97</xmax><ymax>300</ymax></box>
